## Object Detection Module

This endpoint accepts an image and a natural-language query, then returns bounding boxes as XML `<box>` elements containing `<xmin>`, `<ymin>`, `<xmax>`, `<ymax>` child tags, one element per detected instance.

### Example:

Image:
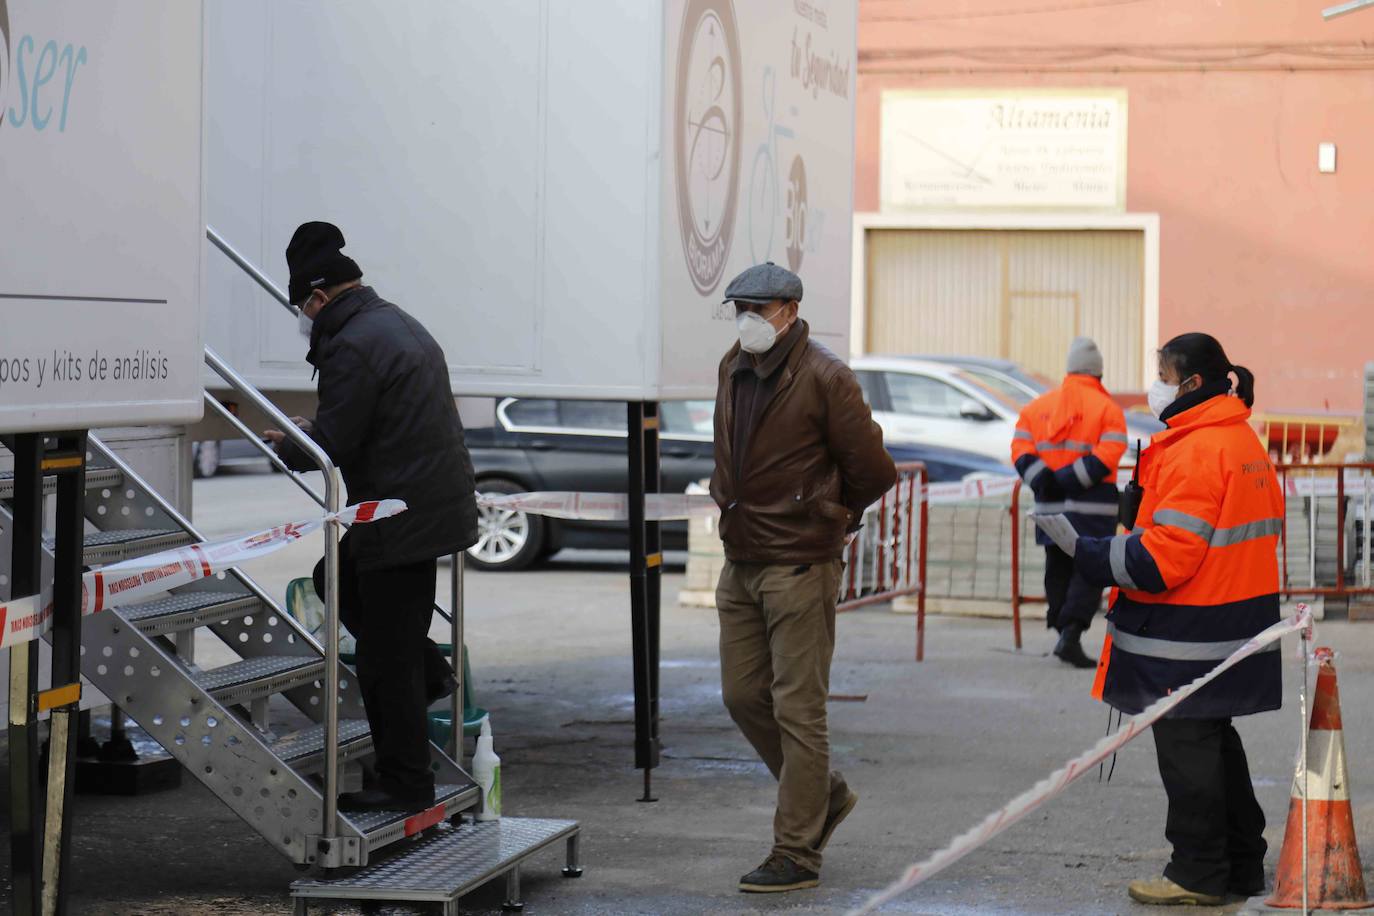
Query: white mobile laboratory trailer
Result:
<box><xmin>202</xmin><ymin>0</ymin><xmax>861</xmax><ymax>862</ymax></box>
<box><xmin>203</xmin><ymin>0</ymin><xmax>859</xmax><ymax>402</ymax></box>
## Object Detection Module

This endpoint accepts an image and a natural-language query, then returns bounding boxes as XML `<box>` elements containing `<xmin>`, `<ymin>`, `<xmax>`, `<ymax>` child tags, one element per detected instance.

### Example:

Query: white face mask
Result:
<box><xmin>737</xmin><ymin>307</ymin><xmax>786</xmax><ymax>354</ymax></box>
<box><xmin>298</xmin><ymin>309</ymin><xmax>314</xmax><ymax>338</ymax></box>
<box><xmin>1148</xmin><ymin>379</ymin><xmax>1179</xmax><ymax>418</ymax></box>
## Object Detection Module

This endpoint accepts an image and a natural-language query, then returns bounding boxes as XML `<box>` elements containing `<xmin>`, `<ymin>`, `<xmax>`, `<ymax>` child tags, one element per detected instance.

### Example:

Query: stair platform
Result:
<box><xmin>0</xmin><ymin>464</ymin><xmax>121</xmax><ymax>499</ymax></box>
<box><xmin>291</xmin><ymin>816</ymin><xmax>581</xmax><ymax>915</ymax></box>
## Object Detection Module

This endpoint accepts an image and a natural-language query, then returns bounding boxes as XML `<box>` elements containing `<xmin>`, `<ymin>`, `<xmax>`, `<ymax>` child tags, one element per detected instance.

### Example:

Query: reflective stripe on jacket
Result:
<box><xmin>1010</xmin><ymin>374</ymin><xmax>1128</xmax><ymax>541</ymax></box>
<box><xmin>1075</xmin><ymin>393</ymin><xmax>1283</xmax><ymax>718</ymax></box>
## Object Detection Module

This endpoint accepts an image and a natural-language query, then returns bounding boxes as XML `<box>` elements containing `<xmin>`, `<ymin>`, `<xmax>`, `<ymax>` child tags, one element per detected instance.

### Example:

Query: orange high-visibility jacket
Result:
<box><xmin>1075</xmin><ymin>391</ymin><xmax>1283</xmax><ymax>718</ymax></box>
<box><xmin>1010</xmin><ymin>374</ymin><xmax>1128</xmax><ymax>538</ymax></box>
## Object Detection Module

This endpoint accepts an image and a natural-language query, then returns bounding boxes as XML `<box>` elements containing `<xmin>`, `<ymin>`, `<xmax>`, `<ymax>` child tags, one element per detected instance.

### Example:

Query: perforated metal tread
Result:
<box><xmin>269</xmin><ymin>718</ymin><xmax>371</xmax><ymax>766</ymax></box>
<box><xmin>0</xmin><ymin>465</ymin><xmax>122</xmax><ymax>499</ymax></box>
<box><xmin>292</xmin><ymin>817</ymin><xmax>578</xmax><ymax>905</ymax></box>
<box><xmin>82</xmin><ymin>528</ymin><xmax>197</xmax><ymax>563</ymax></box>
<box><xmin>348</xmin><ymin>783</ymin><xmax>475</xmax><ymax>838</ymax></box>
<box><xmin>119</xmin><ymin>590</ymin><xmax>261</xmax><ymax>635</ymax></box>
<box><xmin>192</xmin><ymin>655</ymin><xmax>325</xmax><ymax>705</ymax></box>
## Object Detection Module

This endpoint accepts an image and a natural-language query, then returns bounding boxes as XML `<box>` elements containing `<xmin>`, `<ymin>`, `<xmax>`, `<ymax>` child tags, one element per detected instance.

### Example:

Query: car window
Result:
<box><xmin>854</xmin><ymin>370</ymin><xmax>880</xmax><ymax>407</ymax></box>
<box><xmin>661</xmin><ymin>399</ymin><xmax>714</xmax><ymax>437</ymax></box>
<box><xmin>955</xmin><ymin>370</ymin><xmax>1027</xmax><ymax>410</ymax></box>
<box><xmin>502</xmin><ymin>398</ymin><xmax>559</xmax><ymax>428</ymax></box>
<box><xmin>558</xmin><ymin>400</ymin><xmax>626</xmax><ymax>431</ymax></box>
<box><xmin>883</xmin><ymin>372</ymin><xmax>969</xmax><ymax>419</ymax></box>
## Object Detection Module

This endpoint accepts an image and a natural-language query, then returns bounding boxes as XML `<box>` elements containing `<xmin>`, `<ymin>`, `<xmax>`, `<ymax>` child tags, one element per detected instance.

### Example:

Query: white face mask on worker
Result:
<box><xmin>737</xmin><ymin>308</ymin><xmax>786</xmax><ymax>354</ymax></box>
<box><xmin>1148</xmin><ymin>380</ymin><xmax>1180</xmax><ymax>418</ymax></box>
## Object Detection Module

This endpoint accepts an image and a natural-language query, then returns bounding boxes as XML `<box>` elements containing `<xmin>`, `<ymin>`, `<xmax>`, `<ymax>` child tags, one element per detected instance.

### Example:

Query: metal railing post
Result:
<box><xmin>1363</xmin><ymin>469</ymin><xmax>1371</xmax><ymax>588</ymax></box>
<box><xmin>449</xmin><ymin>552</ymin><xmax>464</xmax><ymax>761</ymax></box>
<box><xmin>1309</xmin><ymin>469</ymin><xmax>1318</xmax><ymax>591</ymax></box>
<box><xmin>1337</xmin><ymin>468</ymin><xmax>1347</xmax><ymax>593</ymax></box>
<box><xmin>916</xmin><ymin>467</ymin><xmax>929</xmax><ymax>662</ymax></box>
<box><xmin>322</xmin><ymin>505</ymin><xmax>341</xmax><ymax>843</ymax></box>
<box><xmin>1010</xmin><ymin>481</ymin><xmax>1024</xmax><ymax>651</ymax></box>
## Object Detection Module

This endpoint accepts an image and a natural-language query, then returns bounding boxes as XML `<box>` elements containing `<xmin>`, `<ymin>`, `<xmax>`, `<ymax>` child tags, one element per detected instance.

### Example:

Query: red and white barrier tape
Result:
<box><xmin>924</xmin><ymin>476</ymin><xmax>1019</xmax><ymax>504</ymax></box>
<box><xmin>477</xmin><ymin>491</ymin><xmax>718</xmax><ymax>521</ymax></box>
<box><xmin>488</xmin><ymin>465</ymin><xmax>1374</xmax><ymax>522</ymax></box>
<box><xmin>848</xmin><ymin>603</ymin><xmax>1314</xmax><ymax>915</ymax></box>
<box><xmin>0</xmin><ymin>499</ymin><xmax>405</xmax><ymax>652</ymax></box>
<box><xmin>477</xmin><ymin>478</ymin><xmax>1024</xmax><ymax>522</ymax></box>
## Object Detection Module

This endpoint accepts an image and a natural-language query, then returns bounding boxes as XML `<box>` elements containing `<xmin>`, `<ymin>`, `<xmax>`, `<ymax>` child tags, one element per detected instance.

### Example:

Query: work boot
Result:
<box><xmin>1054</xmin><ymin>624</ymin><xmax>1096</xmax><ymax>669</ymax></box>
<box><xmin>738</xmin><ymin>855</ymin><xmax>819</xmax><ymax>893</ymax></box>
<box><xmin>818</xmin><ymin>783</ymin><xmax>859</xmax><ymax>851</ymax></box>
<box><xmin>1127</xmin><ymin>877</ymin><xmax>1224</xmax><ymax>906</ymax></box>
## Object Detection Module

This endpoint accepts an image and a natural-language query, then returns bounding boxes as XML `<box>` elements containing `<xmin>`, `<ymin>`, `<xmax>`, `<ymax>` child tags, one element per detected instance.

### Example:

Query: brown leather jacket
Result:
<box><xmin>710</xmin><ymin>321</ymin><xmax>896</xmax><ymax>563</ymax></box>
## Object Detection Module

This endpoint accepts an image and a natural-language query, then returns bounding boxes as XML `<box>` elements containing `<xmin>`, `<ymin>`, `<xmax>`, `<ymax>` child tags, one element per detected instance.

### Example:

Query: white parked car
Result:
<box><xmin>850</xmin><ymin>355</ymin><xmax>1161</xmax><ymax>465</ymax></box>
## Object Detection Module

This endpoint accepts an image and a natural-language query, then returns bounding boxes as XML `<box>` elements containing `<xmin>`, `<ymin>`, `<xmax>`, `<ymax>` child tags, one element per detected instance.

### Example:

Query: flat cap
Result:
<box><xmin>721</xmin><ymin>261</ymin><xmax>803</xmax><ymax>305</ymax></box>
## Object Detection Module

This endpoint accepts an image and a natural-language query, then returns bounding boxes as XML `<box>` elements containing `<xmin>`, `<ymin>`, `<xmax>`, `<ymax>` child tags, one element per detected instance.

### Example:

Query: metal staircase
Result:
<box><xmin>0</xmin><ymin>433</ymin><xmax>479</xmax><ymax>867</ymax></box>
<box><xmin>0</xmin><ymin>229</ymin><xmax>581</xmax><ymax>910</ymax></box>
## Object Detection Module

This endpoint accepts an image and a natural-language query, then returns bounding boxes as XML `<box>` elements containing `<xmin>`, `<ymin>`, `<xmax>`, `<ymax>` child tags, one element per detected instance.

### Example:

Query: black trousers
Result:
<box><xmin>1043</xmin><ymin>544</ymin><xmax>1102</xmax><ymax>632</ymax></box>
<box><xmin>320</xmin><ymin>536</ymin><xmax>451</xmax><ymax>800</ymax></box>
<box><xmin>1152</xmin><ymin>718</ymin><xmax>1267</xmax><ymax>896</ymax></box>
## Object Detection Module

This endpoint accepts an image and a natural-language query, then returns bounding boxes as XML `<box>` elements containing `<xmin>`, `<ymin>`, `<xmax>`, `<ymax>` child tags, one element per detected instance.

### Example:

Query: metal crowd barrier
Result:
<box><xmin>1009</xmin><ymin>463</ymin><xmax>1374</xmax><ymax>630</ymax></box>
<box><xmin>1008</xmin><ymin>481</ymin><xmax>1039</xmax><ymax>651</ymax></box>
<box><xmin>837</xmin><ymin>463</ymin><xmax>929</xmax><ymax>660</ymax></box>
<box><xmin>1275</xmin><ymin>462</ymin><xmax>1374</xmax><ymax>600</ymax></box>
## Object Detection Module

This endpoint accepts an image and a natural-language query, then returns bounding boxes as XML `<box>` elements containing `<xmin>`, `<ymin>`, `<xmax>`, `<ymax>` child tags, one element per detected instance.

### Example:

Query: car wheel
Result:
<box><xmin>467</xmin><ymin>479</ymin><xmax>545</xmax><ymax>572</ymax></box>
<box><xmin>193</xmin><ymin>441</ymin><xmax>220</xmax><ymax>479</ymax></box>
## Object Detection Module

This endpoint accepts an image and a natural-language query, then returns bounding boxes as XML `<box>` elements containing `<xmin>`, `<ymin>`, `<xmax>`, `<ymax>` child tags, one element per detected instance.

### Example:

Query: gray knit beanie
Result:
<box><xmin>1066</xmin><ymin>337</ymin><xmax>1103</xmax><ymax>377</ymax></box>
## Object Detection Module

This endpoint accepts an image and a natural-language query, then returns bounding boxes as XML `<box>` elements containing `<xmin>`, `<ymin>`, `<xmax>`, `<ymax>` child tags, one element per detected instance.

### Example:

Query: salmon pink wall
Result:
<box><xmin>857</xmin><ymin>0</ymin><xmax>1374</xmax><ymax>411</ymax></box>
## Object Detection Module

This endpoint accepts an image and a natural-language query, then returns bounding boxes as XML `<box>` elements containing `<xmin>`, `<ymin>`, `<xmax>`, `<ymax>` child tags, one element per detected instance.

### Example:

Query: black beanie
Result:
<box><xmin>285</xmin><ymin>221</ymin><xmax>363</xmax><ymax>305</ymax></box>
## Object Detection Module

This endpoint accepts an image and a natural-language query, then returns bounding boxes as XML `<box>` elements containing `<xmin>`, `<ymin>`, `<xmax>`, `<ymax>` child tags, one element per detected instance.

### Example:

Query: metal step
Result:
<box><xmin>350</xmin><ymin>784</ymin><xmax>482</xmax><ymax>850</ymax></box>
<box><xmin>193</xmin><ymin>655</ymin><xmax>326</xmax><ymax>706</ymax></box>
<box><xmin>120</xmin><ymin>590</ymin><xmax>261</xmax><ymax>636</ymax></box>
<box><xmin>269</xmin><ymin>718</ymin><xmax>372</xmax><ymax>770</ymax></box>
<box><xmin>0</xmin><ymin>465</ymin><xmax>122</xmax><ymax>499</ymax></box>
<box><xmin>291</xmin><ymin>817</ymin><xmax>581</xmax><ymax>915</ymax></box>
<box><xmin>82</xmin><ymin>527</ymin><xmax>197</xmax><ymax>564</ymax></box>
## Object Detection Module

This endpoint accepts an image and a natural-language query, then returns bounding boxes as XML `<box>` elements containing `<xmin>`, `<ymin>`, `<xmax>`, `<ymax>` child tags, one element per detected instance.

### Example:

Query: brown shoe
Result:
<box><xmin>738</xmin><ymin>855</ymin><xmax>820</xmax><ymax>893</ymax></box>
<box><xmin>1127</xmin><ymin>877</ymin><xmax>1224</xmax><ymax>906</ymax></box>
<box><xmin>818</xmin><ymin>787</ymin><xmax>859</xmax><ymax>851</ymax></box>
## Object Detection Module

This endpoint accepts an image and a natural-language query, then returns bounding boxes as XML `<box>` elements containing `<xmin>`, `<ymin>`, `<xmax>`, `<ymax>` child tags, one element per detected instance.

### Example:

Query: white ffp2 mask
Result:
<box><xmin>737</xmin><ymin>308</ymin><xmax>785</xmax><ymax>354</ymax></box>
<box><xmin>1148</xmin><ymin>380</ymin><xmax>1179</xmax><ymax>418</ymax></box>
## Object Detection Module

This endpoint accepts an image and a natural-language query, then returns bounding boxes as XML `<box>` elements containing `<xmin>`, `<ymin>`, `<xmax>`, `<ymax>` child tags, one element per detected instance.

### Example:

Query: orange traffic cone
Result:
<box><xmin>1267</xmin><ymin>648</ymin><xmax>1371</xmax><ymax>909</ymax></box>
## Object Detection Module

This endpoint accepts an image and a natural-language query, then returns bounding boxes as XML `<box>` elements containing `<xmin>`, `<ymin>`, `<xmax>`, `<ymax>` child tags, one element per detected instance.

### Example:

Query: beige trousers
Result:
<box><xmin>716</xmin><ymin>558</ymin><xmax>848</xmax><ymax>873</ymax></box>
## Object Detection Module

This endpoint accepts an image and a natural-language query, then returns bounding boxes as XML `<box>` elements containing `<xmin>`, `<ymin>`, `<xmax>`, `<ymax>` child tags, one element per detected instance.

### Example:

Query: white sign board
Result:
<box><xmin>0</xmin><ymin>1</ymin><xmax>204</xmax><ymax>433</ymax></box>
<box><xmin>881</xmin><ymin>90</ymin><xmax>1127</xmax><ymax>211</ymax></box>
<box><xmin>204</xmin><ymin>0</ymin><xmax>856</xmax><ymax>401</ymax></box>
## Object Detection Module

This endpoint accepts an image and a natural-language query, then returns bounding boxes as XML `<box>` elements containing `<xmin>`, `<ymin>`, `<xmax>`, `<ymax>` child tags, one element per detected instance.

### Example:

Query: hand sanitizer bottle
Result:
<box><xmin>473</xmin><ymin>717</ymin><xmax>501</xmax><ymax>822</ymax></box>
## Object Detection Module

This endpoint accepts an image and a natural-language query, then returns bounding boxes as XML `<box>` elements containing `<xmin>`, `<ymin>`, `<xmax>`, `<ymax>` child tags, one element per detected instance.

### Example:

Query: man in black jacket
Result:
<box><xmin>265</xmin><ymin>221</ymin><xmax>478</xmax><ymax>812</ymax></box>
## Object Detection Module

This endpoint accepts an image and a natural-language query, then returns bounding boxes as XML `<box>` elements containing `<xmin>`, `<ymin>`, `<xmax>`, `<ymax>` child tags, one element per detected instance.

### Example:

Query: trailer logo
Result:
<box><xmin>0</xmin><ymin>5</ymin><xmax>88</xmax><ymax>133</ymax></box>
<box><xmin>0</xmin><ymin>0</ymin><xmax>10</xmax><ymax>127</ymax></box>
<box><xmin>674</xmin><ymin>0</ymin><xmax>742</xmax><ymax>296</ymax></box>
